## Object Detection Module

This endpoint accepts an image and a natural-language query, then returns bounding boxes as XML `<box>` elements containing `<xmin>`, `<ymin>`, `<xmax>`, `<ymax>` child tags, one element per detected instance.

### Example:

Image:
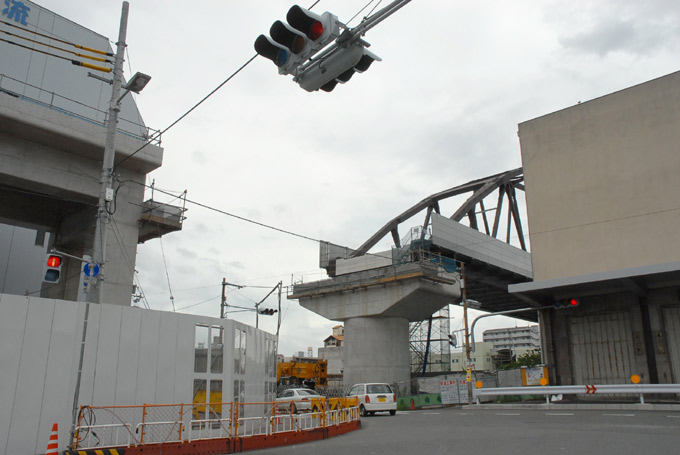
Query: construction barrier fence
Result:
<box><xmin>66</xmin><ymin>397</ymin><xmax>360</xmax><ymax>455</ymax></box>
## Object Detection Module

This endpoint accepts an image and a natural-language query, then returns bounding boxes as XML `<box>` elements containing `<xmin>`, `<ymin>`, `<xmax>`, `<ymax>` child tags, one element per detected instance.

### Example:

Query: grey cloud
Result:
<box><xmin>558</xmin><ymin>18</ymin><xmax>675</xmax><ymax>57</ymax></box>
<box><xmin>176</xmin><ymin>247</ymin><xmax>198</xmax><ymax>259</ymax></box>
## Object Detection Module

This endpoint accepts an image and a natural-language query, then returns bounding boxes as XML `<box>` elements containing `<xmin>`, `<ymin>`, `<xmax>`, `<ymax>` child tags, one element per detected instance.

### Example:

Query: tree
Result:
<box><xmin>500</xmin><ymin>349</ymin><xmax>542</xmax><ymax>370</ymax></box>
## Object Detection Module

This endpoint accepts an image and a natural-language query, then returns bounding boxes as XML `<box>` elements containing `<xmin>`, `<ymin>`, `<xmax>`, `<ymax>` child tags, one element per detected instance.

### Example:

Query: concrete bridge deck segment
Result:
<box><xmin>290</xmin><ymin>262</ymin><xmax>460</xmax><ymax>322</ymax></box>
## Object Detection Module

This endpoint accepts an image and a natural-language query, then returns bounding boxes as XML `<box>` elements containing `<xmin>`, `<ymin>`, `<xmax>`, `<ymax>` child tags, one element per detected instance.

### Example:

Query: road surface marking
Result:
<box><xmin>496</xmin><ymin>413</ymin><xmax>521</xmax><ymax>416</ymax></box>
<box><xmin>546</xmin><ymin>413</ymin><xmax>574</xmax><ymax>416</ymax></box>
<box><xmin>603</xmin><ymin>413</ymin><xmax>635</xmax><ymax>417</ymax></box>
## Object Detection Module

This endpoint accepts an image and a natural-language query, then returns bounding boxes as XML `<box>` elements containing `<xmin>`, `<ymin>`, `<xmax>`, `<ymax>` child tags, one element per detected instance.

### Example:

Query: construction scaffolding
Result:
<box><xmin>409</xmin><ymin>305</ymin><xmax>452</xmax><ymax>375</ymax></box>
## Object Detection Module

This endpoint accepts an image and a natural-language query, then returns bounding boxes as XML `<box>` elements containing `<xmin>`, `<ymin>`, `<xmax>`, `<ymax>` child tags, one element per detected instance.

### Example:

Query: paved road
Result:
<box><xmin>251</xmin><ymin>407</ymin><xmax>680</xmax><ymax>455</ymax></box>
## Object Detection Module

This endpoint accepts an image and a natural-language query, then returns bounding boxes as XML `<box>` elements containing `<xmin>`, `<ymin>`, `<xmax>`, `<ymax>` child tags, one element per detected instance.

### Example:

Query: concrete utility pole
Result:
<box><xmin>88</xmin><ymin>1</ymin><xmax>129</xmax><ymax>304</ymax></box>
<box><xmin>73</xmin><ymin>3</ymin><xmax>129</xmax><ymax>446</ymax></box>
<box><xmin>221</xmin><ymin>278</ymin><xmax>227</xmax><ymax>318</ymax></box>
<box><xmin>462</xmin><ymin>263</ymin><xmax>473</xmax><ymax>404</ymax></box>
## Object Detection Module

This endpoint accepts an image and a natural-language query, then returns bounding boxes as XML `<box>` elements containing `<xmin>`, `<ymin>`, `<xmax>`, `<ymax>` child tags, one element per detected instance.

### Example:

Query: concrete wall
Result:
<box><xmin>335</xmin><ymin>251</ymin><xmax>392</xmax><ymax>276</ymax></box>
<box><xmin>0</xmin><ymin>293</ymin><xmax>277</xmax><ymax>455</ymax></box>
<box><xmin>318</xmin><ymin>346</ymin><xmax>344</xmax><ymax>376</ymax></box>
<box><xmin>342</xmin><ymin>317</ymin><xmax>411</xmax><ymax>389</ymax></box>
<box><xmin>431</xmin><ymin>214</ymin><xmax>532</xmax><ymax>278</ymax></box>
<box><xmin>518</xmin><ymin>72</ymin><xmax>680</xmax><ymax>282</ymax></box>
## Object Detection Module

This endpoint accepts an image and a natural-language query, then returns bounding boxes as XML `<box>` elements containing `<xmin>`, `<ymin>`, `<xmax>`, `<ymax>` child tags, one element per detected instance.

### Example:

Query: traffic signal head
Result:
<box><xmin>286</xmin><ymin>6</ymin><xmax>337</xmax><ymax>44</ymax></box>
<box><xmin>254</xmin><ymin>5</ymin><xmax>339</xmax><ymax>75</ymax></box>
<box><xmin>448</xmin><ymin>334</ymin><xmax>457</xmax><ymax>347</ymax></box>
<box><xmin>258</xmin><ymin>308</ymin><xmax>278</xmax><ymax>316</ymax></box>
<box><xmin>296</xmin><ymin>43</ymin><xmax>381</xmax><ymax>92</ymax></box>
<box><xmin>554</xmin><ymin>297</ymin><xmax>580</xmax><ymax>309</ymax></box>
<box><xmin>44</xmin><ymin>254</ymin><xmax>62</xmax><ymax>283</ymax></box>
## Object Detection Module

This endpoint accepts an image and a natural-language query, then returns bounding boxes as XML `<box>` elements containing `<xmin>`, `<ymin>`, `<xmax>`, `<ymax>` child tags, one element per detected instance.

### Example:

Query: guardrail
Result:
<box><xmin>71</xmin><ymin>397</ymin><xmax>360</xmax><ymax>453</ymax></box>
<box><xmin>0</xmin><ymin>73</ymin><xmax>161</xmax><ymax>144</ymax></box>
<box><xmin>473</xmin><ymin>383</ymin><xmax>680</xmax><ymax>405</ymax></box>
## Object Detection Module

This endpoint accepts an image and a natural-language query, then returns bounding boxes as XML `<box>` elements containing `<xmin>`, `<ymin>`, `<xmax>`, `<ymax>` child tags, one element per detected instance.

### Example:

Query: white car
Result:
<box><xmin>275</xmin><ymin>388</ymin><xmax>322</xmax><ymax>413</ymax></box>
<box><xmin>348</xmin><ymin>383</ymin><xmax>397</xmax><ymax>416</ymax></box>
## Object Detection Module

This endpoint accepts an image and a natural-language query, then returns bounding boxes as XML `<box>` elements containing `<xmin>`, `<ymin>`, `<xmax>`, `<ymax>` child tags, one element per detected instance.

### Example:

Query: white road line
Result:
<box><xmin>602</xmin><ymin>413</ymin><xmax>635</xmax><ymax>417</ymax></box>
<box><xmin>496</xmin><ymin>413</ymin><xmax>521</xmax><ymax>416</ymax></box>
<box><xmin>546</xmin><ymin>413</ymin><xmax>574</xmax><ymax>416</ymax></box>
<box><xmin>666</xmin><ymin>415</ymin><xmax>680</xmax><ymax>418</ymax></box>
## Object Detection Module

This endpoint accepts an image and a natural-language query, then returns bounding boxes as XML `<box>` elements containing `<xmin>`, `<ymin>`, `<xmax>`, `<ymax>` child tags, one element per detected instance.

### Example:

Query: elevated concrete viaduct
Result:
<box><xmin>289</xmin><ymin>169</ymin><xmax>534</xmax><ymax>389</ymax></box>
<box><xmin>1</xmin><ymin>6</ymin><xmax>183</xmax><ymax>305</ymax></box>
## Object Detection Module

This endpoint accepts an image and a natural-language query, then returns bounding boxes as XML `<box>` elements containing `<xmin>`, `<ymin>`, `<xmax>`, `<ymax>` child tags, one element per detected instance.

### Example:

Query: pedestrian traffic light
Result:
<box><xmin>254</xmin><ymin>5</ymin><xmax>339</xmax><ymax>75</ymax></box>
<box><xmin>258</xmin><ymin>308</ymin><xmax>278</xmax><ymax>316</ymax></box>
<box><xmin>296</xmin><ymin>43</ymin><xmax>381</xmax><ymax>92</ymax></box>
<box><xmin>44</xmin><ymin>254</ymin><xmax>62</xmax><ymax>283</ymax></box>
<box><xmin>554</xmin><ymin>297</ymin><xmax>580</xmax><ymax>309</ymax></box>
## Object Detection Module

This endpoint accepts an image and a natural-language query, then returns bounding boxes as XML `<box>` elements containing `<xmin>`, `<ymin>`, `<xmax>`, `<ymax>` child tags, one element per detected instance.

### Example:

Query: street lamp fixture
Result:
<box><xmin>122</xmin><ymin>72</ymin><xmax>151</xmax><ymax>93</ymax></box>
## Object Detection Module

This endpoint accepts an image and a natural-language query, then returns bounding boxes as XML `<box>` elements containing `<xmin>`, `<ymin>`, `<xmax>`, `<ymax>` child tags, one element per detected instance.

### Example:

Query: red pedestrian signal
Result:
<box><xmin>44</xmin><ymin>254</ymin><xmax>62</xmax><ymax>283</ymax></box>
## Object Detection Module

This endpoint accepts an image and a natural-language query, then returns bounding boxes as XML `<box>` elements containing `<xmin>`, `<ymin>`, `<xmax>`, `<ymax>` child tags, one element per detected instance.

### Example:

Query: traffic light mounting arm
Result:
<box><xmin>255</xmin><ymin>0</ymin><xmax>412</xmax><ymax>84</ymax></box>
<box><xmin>293</xmin><ymin>0</ymin><xmax>411</xmax><ymax>75</ymax></box>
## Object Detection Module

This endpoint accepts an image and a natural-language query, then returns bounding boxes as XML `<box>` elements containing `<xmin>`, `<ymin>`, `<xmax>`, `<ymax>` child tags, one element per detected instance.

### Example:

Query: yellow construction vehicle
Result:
<box><xmin>277</xmin><ymin>357</ymin><xmax>328</xmax><ymax>389</ymax></box>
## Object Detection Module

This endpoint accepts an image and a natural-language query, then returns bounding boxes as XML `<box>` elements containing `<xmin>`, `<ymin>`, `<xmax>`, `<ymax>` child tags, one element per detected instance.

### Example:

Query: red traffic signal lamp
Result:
<box><xmin>296</xmin><ymin>43</ymin><xmax>381</xmax><ymax>92</ymax></box>
<box><xmin>44</xmin><ymin>254</ymin><xmax>62</xmax><ymax>283</ymax></box>
<box><xmin>254</xmin><ymin>5</ymin><xmax>339</xmax><ymax>75</ymax></box>
<box><xmin>258</xmin><ymin>308</ymin><xmax>278</xmax><ymax>316</ymax></box>
<box><xmin>554</xmin><ymin>297</ymin><xmax>580</xmax><ymax>309</ymax></box>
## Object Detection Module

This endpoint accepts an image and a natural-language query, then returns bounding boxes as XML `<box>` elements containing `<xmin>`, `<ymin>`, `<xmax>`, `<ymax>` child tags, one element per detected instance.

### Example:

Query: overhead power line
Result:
<box><xmin>0</xmin><ymin>36</ymin><xmax>111</xmax><ymax>72</ymax></box>
<box><xmin>134</xmin><ymin>182</ymin><xmax>321</xmax><ymax>244</ymax></box>
<box><xmin>1</xmin><ymin>27</ymin><xmax>113</xmax><ymax>63</ymax></box>
<box><xmin>113</xmin><ymin>54</ymin><xmax>258</xmax><ymax>171</ymax></box>
<box><xmin>1</xmin><ymin>19</ymin><xmax>114</xmax><ymax>56</ymax></box>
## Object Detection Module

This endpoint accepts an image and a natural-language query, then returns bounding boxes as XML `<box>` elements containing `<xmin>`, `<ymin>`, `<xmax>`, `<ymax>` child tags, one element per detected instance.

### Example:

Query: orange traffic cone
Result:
<box><xmin>45</xmin><ymin>422</ymin><xmax>59</xmax><ymax>455</ymax></box>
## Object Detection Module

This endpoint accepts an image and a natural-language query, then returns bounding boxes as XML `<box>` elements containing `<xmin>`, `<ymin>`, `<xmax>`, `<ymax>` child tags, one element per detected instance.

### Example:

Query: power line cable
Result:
<box><xmin>158</xmin><ymin>234</ymin><xmax>176</xmax><ymax>311</ymax></box>
<box><xmin>0</xmin><ymin>26</ymin><xmax>113</xmax><ymax>63</ymax></box>
<box><xmin>1</xmin><ymin>19</ymin><xmax>113</xmax><ymax>56</ymax></box>
<box><xmin>134</xmin><ymin>182</ymin><xmax>320</xmax><ymax>244</ymax></box>
<box><xmin>0</xmin><ymin>36</ymin><xmax>111</xmax><ymax>72</ymax></box>
<box><xmin>175</xmin><ymin>295</ymin><xmax>220</xmax><ymax>312</ymax></box>
<box><xmin>113</xmin><ymin>54</ymin><xmax>258</xmax><ymax>172</ymax></box>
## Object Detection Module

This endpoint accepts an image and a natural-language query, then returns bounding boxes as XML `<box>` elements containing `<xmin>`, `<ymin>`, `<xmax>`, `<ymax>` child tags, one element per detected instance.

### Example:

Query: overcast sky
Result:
<box><xmin>30</xmin><ymin>0</ymin><xmax>680</xmax><ymax>355</ymax></box>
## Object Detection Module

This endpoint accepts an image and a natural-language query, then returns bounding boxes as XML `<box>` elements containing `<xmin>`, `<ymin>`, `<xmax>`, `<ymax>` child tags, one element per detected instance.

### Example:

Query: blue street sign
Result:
<box><xmin>84</xmin><ymin>263</ymin><xmax>100</xmax><ymax>277</ymax></box>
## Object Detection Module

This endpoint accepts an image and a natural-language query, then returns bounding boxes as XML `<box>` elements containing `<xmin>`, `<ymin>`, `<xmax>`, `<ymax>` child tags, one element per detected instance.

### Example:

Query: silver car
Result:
<box><xmin>275</xmin><ymin>388</ymin><xmax>322</xmax><ymax>413</ymax></box>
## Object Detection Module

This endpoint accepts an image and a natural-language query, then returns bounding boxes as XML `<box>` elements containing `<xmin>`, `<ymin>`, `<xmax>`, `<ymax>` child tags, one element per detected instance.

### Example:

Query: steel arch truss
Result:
<box><xmin>351</xmin><ymin>168</ymin><xmax>527</xmax><ymax>257</ymax></box>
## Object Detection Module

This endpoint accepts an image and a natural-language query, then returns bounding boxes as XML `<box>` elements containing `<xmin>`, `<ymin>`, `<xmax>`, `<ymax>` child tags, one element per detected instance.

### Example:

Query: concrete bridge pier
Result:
<box><xmin>343</xmin><ymin>316</ymin><xmax>411</xmax><ymax>389</ymax></box>
<box><xmin>289</xmin><ymin>261</ymin><xmax>461</xmax><ymax>393</ymax></box>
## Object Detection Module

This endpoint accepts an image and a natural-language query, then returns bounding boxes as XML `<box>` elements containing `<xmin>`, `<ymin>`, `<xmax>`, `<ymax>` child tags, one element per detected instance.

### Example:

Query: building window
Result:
<box><xmin>234</xmin><ymin>328</ymin><xmax>246</xmax><ymax>375</ymax></box>
<box><xmin>194</xmin><ymin>325</ymin><xmax>209</xmax><ymax>373</ymax></box>
<box><xmin>211</xmin><ymin>325</ymin><xmax>224</xmax><ymax>373</ymax></box>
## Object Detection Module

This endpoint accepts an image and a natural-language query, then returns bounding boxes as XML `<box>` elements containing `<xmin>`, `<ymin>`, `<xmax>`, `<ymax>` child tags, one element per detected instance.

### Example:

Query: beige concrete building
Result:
<box><xmin>511</xmin><ymin>71</ymin><xmax>680</xmax><ymax>386</ymax></box>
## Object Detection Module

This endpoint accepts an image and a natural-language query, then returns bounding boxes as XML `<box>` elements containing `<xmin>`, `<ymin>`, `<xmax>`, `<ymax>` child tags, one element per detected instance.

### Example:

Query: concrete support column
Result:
<box><xmin>343</xmin><ymin>316</ymin><xmax>411</xmax><ymax>393</ymax></box>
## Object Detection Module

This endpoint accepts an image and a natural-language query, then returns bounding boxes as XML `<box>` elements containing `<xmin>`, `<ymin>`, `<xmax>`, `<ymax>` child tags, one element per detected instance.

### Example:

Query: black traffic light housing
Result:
<box><xmin>554</xmin><ymin>297</ymin><xmax>580</xmax><ymax>309</ymax></box>
<box><xmin>258</xmin><ymin>308</ymin><xmax>278</xmax><ymax>316</ymax></box>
